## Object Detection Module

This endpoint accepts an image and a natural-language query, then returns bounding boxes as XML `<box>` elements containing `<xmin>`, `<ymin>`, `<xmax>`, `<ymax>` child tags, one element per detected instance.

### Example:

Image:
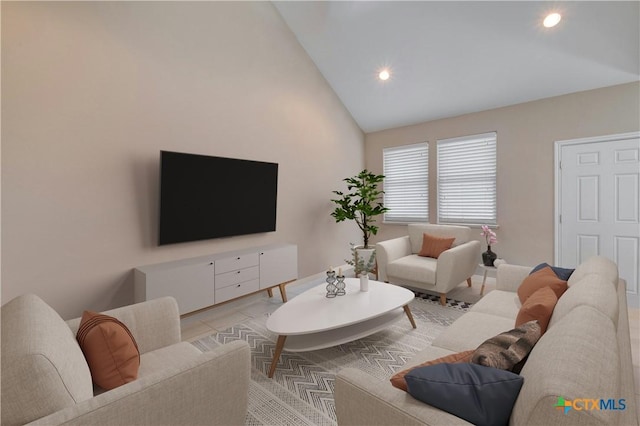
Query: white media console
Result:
<box><xmin>134</xmin><ymin>243</ymin><xmax>298</xmax><ymax>315</ymax></box>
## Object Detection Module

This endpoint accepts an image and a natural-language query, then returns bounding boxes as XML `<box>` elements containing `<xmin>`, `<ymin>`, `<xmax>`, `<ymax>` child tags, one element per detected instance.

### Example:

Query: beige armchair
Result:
<box><xmin>376</xmin><ymin>224</ymin><xmax>481</xmax><ymax>305</ymax></box>
<box><xmin>1</xmin><ymin>294</ymin><xmax>250</xmax><ymax>426</ymax></box>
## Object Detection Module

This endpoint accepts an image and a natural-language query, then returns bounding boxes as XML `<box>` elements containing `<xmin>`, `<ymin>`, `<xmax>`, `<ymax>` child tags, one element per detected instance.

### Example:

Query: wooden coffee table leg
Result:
<box><xmin>279</xmin><ymin>283</ymin><xmax>288</xmax><ymax>303</ymax></box>
<box><xmin>268</xmin><ymin>335</ymin><xmax>287</xmax><ymax>378</ymax></box>
<box><xmin>403</xmin><ymin>305</ymin><xmax>417</xmax><ymax>329</ymax></box>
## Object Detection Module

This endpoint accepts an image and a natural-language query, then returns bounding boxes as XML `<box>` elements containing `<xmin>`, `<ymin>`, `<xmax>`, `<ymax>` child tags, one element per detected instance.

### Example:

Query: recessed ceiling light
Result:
<box><xmin>543</xmin><ymin>12</ymin><xmax>561</xmax><ymax>28</ymax></box>
<box><xmin>378</xmin><ymin>69</ymin><xmax>390</xmax><ymax>81</ymax></box>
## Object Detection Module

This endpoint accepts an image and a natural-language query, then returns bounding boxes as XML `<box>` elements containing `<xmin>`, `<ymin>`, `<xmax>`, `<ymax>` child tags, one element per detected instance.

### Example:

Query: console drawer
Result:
<box><xmin>215</xmin><ymin>266</ymin><xmax>259</xmax><ymax>289</ymax></box>
<box><xmin>215</xmin><ymin>253</ymin><xmax>259</xmax><ymax>275</ymax></box>
<box><xmin>215</xmin><ymin>279</ymin><xmax>260</xmax><ymax>304</ymax></box>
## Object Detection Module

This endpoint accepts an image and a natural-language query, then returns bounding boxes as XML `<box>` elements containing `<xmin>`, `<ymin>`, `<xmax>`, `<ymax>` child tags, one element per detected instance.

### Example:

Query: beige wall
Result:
<box><xmin>366</xmin><ymin>82</ymin><xmax>640</xmax><ymax>266</ymax></box>
<box><xmin>1</xmin><ymin>2</ymin><xmax>364</xmax><ymax>319</ymax></box>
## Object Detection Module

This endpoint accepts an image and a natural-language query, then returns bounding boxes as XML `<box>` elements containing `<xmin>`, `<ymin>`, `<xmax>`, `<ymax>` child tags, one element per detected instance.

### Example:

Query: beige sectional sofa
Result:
<box><xmin>336</xmin><ymin>256</ymin><xmax>639</xmax><ymax>425</ymax></box>
<box><xmin>1</xmin><ymin>294</ymin><xmax>250</xmax><ymax>426</ymax></box>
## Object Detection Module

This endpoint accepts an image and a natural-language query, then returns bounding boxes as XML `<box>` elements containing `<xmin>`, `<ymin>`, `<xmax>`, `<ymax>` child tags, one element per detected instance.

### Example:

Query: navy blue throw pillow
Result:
<box><xmin>530</xmin><ymin>262</ymin><xmax>574</xmax><ymax>281</ymax></box>
<box><xmin>405</xmin><ymin>363</ymin><xmax>524</xmax><ymax>426</ymax></box>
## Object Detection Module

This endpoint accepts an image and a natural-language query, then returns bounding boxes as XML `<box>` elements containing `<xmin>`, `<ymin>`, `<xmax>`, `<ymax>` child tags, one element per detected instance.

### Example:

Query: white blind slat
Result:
<box><xmin>437</xmin><ymin>133</ymin><xmax>497</xmax><ymax>225</ymax></box>
<box><xmin>383</xmin><ymin>142</ymin><xmax>429</xmax><ymax>223</ymax></box>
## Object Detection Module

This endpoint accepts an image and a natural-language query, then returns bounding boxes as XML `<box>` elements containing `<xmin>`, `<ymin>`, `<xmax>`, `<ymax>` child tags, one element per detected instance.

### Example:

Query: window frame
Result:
<box><xmin>436</xmin><ymin>132</ymin><xmax>497</xmax><ymax>226</ymax></box>
<box><xmin>382</xmin><ymin>142</ymin><xmax>429</xmax><ymax>224</ymax></box>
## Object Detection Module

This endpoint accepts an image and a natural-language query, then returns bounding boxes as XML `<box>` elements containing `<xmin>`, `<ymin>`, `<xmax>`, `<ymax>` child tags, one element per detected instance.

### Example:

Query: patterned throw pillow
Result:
<box><xmin>471</xmin><ymin>320</ymin><xmax>541</xmax><ymax>372</ymax></box>
<box><xmin>390</xmin><ymin>350</ymin><xmax>474</xmax><ymax>392</ymax></box>
<box><xmin>418</xmin><ymin>233</ymin><xmax>455</xmax><ymax>258</ymax></box>
<box><xmin>77</xmin><ymin>311</ymin><xmax>140</xmax><ymax>390</ymax></box>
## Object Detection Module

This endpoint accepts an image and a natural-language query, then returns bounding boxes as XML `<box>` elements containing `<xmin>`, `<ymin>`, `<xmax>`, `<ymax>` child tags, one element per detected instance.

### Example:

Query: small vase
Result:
<box><xmin>482</xmin><ymin>246</ymin><xmax>497</xmax><ymax>267</ymax></box>
<box><xmin>359</xmin><ymin>274</ymin><xmax>369</xmax><ymax>292</ymax></box>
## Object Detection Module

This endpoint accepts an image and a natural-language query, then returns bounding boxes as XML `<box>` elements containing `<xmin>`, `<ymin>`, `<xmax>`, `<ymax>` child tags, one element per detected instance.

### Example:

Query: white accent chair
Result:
<box><xmin>376</xmin><ymin>224</ymin><xmax>481</xmax><ymax>305</ymax></box>
<box><xmin>1</xmin><ymin>294</ymin><xmax>250</xmax><ymax>426</ymax></box>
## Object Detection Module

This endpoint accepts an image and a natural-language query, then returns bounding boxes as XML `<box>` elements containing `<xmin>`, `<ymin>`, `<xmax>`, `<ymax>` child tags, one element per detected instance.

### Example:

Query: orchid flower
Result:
<box><xmin>480</xmin><ymin>225</ymin><xmax>497</xmax><ymax>246</ymax></box>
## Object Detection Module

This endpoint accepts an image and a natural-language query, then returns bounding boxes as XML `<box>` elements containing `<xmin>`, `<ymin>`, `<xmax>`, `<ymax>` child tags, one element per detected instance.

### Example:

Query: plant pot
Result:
<box><xmin>354</xmin><ymin>246</ymin><xmax>376</xmax><ymax>276</ymax></box>
<box><xmin>482</xmin><ymin>246</ymin><xmax>497</xmax><ymax>267</ymax></box>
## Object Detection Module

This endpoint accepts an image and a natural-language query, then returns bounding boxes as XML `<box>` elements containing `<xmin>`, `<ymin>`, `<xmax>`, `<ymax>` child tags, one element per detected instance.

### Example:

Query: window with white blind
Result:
<box><xmin>383</xmin><ymin>142</ymin><xmax>429</xmax><ymax>223</ymax></box>
<box><xmin>437</xmin><ymin>132</ymin><xmax>497</xmax><ymax>225</ymax></box>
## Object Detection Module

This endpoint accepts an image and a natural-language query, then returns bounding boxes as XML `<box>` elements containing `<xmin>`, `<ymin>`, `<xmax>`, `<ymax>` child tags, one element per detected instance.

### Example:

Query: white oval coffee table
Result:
<box><xmin>265</xmin><ymin>278</ymin><xmax>416</xmax><ymax>377</ymax></box>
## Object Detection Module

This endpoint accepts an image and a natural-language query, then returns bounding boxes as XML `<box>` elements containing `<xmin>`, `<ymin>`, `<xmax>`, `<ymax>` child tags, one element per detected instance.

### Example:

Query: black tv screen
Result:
<box><xmin>159</xmin><ymin>151</ymin><xmax>278</xmax><ymax>245</ymax></box>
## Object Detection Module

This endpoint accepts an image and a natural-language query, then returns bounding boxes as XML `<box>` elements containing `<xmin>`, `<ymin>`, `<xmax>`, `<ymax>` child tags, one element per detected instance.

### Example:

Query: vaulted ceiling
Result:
<box><xmin>274</xmin><ymin>1</ymin><xmax>640</xmax><ymax>132</ymax></box>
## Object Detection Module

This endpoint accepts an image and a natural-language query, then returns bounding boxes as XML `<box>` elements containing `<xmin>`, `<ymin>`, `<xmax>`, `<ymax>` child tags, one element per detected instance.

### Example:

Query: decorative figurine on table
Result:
<box><xmin>326</xmin><ymin>269</ymin><xmax>337</xmax><ymax>298</ymax></box>
<box><xmin>335</xmin><ymin>268</ymin><xmax>346</xmax><ymax>296</ymax></box>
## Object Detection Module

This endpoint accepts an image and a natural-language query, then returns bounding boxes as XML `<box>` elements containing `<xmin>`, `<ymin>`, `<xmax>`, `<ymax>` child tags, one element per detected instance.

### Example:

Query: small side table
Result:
<box><xmin>478</xmin><ymin>263</ymin><xmax>497</xmax><ymax>296</ymax></box>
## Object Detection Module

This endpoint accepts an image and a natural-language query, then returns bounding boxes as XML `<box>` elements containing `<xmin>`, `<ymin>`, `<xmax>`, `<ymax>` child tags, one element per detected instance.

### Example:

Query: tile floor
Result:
<box><xmin>180</xmin><ymin>274</ymin><xmax>320</xmax><ymax>341</ymax></box>
<box><xmin>180</xmin><ymin>274</ymin><xmax>640</xmax><ymax>421</ymax></box>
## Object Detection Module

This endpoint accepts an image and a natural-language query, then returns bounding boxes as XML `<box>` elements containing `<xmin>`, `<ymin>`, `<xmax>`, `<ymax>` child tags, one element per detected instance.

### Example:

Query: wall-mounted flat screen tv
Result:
<box><xmin>159</xmin><ymin>151</ymin><xmax>278</xmax><ymax>245</ymax></box>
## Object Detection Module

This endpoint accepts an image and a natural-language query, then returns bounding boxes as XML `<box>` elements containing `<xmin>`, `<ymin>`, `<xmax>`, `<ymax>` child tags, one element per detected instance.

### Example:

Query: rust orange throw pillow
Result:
<box><xmin>390</xmin><ymin>350</ymin><xmax>474</xmax><ymax>392</ymax></box>
<box><xmin>517</xmin><ymin>266</ymin><xmax>568</xmax><ymax>304</ymax></box>
<box><xmin>515</xmin><ymin>286</ymin><xmax>558</xmax><ymax>334</ymax></box>
<box><xmin>77</xmin><ymin>311</ymin><xmax>140</xmax><ymax>390</ymax></box>
<box><xmin>418</xmin><ymin>233</ymin><xmax>455</xmax><ymax>259</ymax></box>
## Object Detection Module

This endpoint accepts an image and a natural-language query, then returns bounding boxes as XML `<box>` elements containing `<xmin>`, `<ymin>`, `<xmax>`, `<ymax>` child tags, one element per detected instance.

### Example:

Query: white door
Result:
<box><xmin>556</xmin><ymin>132</ymin><xmax>640</xmax><ymax>306</ymax></box>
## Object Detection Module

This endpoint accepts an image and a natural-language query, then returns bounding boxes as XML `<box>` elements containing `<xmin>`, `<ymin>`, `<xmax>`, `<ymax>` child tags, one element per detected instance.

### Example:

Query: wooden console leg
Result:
<box><xmin>403</xmin><ymin>305</ymin><xmax>417</xmax><ymax>329</ymax></box>
<box><xmin>268</xmin><ymin>335</ymin><xmax>287</xmax><ymax>378</ymax></box>
<box><xmin>279</xmin><ymin>283</ymin><xmax>288</xmax><ymax>303</ymax></box>
<box><xmin>267</xmin><ymin>288</ymin><xmax>273</xmax><ymax>298</ymax></box>
<box><xmin>466</xmin><ymin>277</ymin><xmax>472</xmax><ymax>287</ymax></box>
<box><xmin>439</xmin><ymin>293</ymin><xmax>446</xmax><ymax>306</ymax></box>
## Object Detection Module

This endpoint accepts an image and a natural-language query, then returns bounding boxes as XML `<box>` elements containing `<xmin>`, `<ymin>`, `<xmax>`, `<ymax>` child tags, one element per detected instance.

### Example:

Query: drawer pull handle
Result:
<box><xmin>237</xmin><ymin>284</ymin><xmax>241</xmax><ymax>288</ymax></box>
<box><xmin>237</xmin><ymin>271</ymin><xmax>241</xmax><ymax>274</ymax></box>
<box><xmin>237</xmin><ymin>257</ymin><xmax>241</xmax><ymax>260</ymax></box>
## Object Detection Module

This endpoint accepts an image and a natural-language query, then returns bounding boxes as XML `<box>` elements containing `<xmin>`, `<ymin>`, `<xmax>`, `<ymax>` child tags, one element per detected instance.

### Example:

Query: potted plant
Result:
<box><xmin>480</xmin><ymin>225</ymin><xmax>498</xmax><ymax>266</ymax></box>
<box><xmin>331</xmin><ymin>170</ymin><xmax>388</xmax><ymax>275</ymax></box>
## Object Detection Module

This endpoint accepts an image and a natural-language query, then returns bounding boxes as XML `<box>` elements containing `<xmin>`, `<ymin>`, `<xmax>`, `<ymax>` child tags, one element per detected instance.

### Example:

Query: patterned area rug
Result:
<box><xmin>191</xmin><ymin>297</ymin><xmax>470</xmax><ymax>426</ymax></box>
<box><xmin>413</xmin><ymin>291</ymin><xmax>475</xmax><ymax>311</ymax></box>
